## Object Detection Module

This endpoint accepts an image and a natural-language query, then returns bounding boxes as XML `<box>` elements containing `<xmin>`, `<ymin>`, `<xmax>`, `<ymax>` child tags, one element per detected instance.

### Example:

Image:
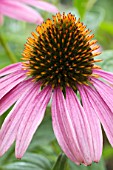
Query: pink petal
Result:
<box><xmin>0</xmin><ymin>70</ymin><xmax>27</xmax><ymax>100</ymax></box>
<box><xmin>0</xmin><ymin>78</ymin><xmax>33</xmax><ymax>116</ymax></box>
<box><xmin>93</xmin><ymin>69</ymin><xmax>113</xmax><ymax>84</ymax></box>
<box><xmin>0</xmin><ymin>82</ymin><xmax>40</xmax><ymax>156</ymax></box>
<box><xmin>82</xmin><ymin>85</ymin><xmax>113</xmax><ymax>147</ymax></box>
<box><xmin>16</xmin><ymin>85</ymin><xmax>52</xmax><ymax>158</ymax></box>
<box><xmin>91</xmin><ymin>78</ymin><xmax>113</xmax><ymax>112</ymax></box>
<box><xmin>65</xmin><ymin>87</ymin><xmax>94</xmax><ymax>165</ymax></box>
<box><xmin>0</xmin><ymin>69</ymin><xmax>25</xmax><ymax>84</ymax></box>
<box><xmin>19</xmin><ymin>0</ymin><xmax>59</xmax><ymax>13</ymax></box>
<box><xmin>78</xmin><ymin>85</ymin><xmax>103</xmax><ymax>162</ymax></box>
<box><xmin>1</xmin><ymin>0</ymin><xmax>43</xmax><ymax>24</ymax></box>
<box><xmin>52</xmin><ymin>87</ymin><xmax>93</xmax><ymax>165</ymax></box>
<box><xmin>52</xmin><ymin>87</ymin><xmax>81</xmax><ymax>165</ymax></box>
<box><xmin>0</xmin><ymin>63</ymin><xmax>22</xmax><ymax>77</ymax></box>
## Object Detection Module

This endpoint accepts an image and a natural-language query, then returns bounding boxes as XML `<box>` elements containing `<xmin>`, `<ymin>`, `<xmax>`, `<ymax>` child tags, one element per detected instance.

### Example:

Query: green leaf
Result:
<box><xmin>68</xmin><ymin>158</ymin><xmax>106</xmax><ymax>170</ymax></box>
<box><xmin>52</xmin><ymin>153</ymin><xmax>68</xmax><ymax>170</ymax></box>
<box><xmin>1</xmin><ymin>153</ymin><xmax>51</xmax><ymax>170</ymax></box>
<box><xmin>2</xmin><ymin>162</ymin><xmax>38</xmax><ymax>170</ymax></box>
<box><xmin>22</xmin><ymin>153</ymin><xmax>51</xmax><ymax>169</ymax></box>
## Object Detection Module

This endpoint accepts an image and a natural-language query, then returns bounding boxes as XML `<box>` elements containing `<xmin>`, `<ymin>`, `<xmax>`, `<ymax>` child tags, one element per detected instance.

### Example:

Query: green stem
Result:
<box><xmin>0</xmin><ymin>34</ymin><xmax>17</xmax><ymax>63</ymax></box>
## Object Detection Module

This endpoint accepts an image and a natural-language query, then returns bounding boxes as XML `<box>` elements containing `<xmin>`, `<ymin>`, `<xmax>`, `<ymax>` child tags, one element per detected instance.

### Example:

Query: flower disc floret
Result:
<box><xmin>22</xmin><ymin>12</ymin><xmax>101</xmax><ymax>91</ymax></box>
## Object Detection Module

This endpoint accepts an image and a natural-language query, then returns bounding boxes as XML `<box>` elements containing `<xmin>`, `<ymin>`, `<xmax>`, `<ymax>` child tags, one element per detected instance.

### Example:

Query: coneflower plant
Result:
<box><xmin>0</xmin><ymin>13</ymin><xmax>113</xmax><ymax>166</ymax></box>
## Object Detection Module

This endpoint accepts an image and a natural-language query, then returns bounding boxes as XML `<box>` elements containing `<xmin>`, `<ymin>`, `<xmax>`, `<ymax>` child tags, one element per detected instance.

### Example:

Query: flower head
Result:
<box><xmin>22</xmin><ymin>13</ymin><xmax>101</xmax><ymax>91</ymax></box>
<box><xmin>0</xmin><ymin>13</ymin><xmax>113</xmax><ymax>166</ymax></box>
<box><xmin>0</xmin><ymin>0</ymin><xmax>58</xmax><ymax>25</ymax></box>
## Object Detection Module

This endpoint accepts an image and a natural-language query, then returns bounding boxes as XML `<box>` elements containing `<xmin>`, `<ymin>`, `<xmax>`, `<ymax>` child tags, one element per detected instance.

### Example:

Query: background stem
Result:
<box><xmin>0</xmin><ymin>34</ymin><xmax>17</xmax><ymax>63</ymax></box>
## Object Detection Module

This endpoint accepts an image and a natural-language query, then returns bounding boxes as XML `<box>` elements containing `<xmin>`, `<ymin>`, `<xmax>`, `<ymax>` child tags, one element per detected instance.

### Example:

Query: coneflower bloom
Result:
<box><xmin>0</xmin><ymin>0</ymin><xmax>58</xmax><ymax>25</ymax></box>
<box><xmin>0</xmin><ymin>13</ymin><xmax>113</xmax><ymax>166</ymax></box>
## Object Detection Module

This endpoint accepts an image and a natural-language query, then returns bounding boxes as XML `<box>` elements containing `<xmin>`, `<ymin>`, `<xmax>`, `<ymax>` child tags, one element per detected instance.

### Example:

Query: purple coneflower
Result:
<box><xmin>0</xmin><ymin>13</ymin><xmax>113</xmax><ymax>166</ymax></box>
<box><xmin>0</xmin><ymin>0</ymin><xmax>58</xmax><ymax>25</ymax></box>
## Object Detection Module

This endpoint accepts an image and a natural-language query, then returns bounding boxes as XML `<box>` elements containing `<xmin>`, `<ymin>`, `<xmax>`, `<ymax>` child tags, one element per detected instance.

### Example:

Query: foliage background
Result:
<box><xmin>0</xmin><ymin>0</ymin><xmax>113</xmax><ymax>170</ymax></box>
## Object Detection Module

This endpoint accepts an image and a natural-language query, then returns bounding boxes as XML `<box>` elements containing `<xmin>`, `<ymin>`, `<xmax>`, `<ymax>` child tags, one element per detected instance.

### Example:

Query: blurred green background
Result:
<box><xmin>0</xmin><ymin>0</ymin><xmax>113</xmax><ymax>170</ymax></box>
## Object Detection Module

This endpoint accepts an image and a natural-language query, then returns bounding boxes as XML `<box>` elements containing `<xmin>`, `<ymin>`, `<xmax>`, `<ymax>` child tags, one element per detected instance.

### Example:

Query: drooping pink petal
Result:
<box><xmin>93</xmin><ymin>69</ymin><xmax>113</xmax><ymax>84</ymax></box>
<box><xmin>52</xmin><ymin>87</ymin><xmax>93</xmax><ymax>165</ymax></box>
<box><xmin>0</xmin><ymin>78</ymin><xmax>33</xmax><ymax>116</ymax></box>
<box><xmin>52</xmin><ymin>87</ymin><xmax>81</xmax><ymax>165</ymax></box>
<box><xmin>16</xmin><ymin>85</ymin><xmax>52</xmax><ymax>158</ymax></box>
<box><xmin>0</xmin><ymin>82</ymin><xmax>40</xmax><ymax>156</ymax></box>
<box><xmin>83</xmin><ymin>85</ymin><xmax>113</xmax><ymax>147</ymax></box>
<box><xmin>91</xmin><ymin>78</ymin><xmax>113</xmax><ymax>112</ymax></box>
<box><xmin>19</xmin><ymin>0</ymin><xmax>59</xmax><ymax>13</ymax></box>
<box><xmin>78</xmin><ymin>85</ymin><xmax>103</xmax><ymax>162</ymax></box>
<box><xmin>0</xmin><ymin>70</ymin><xmax>27</xmax><ymax>100</ymax></box>
<box><xmin>1</xmin><ymin>0</ymin><xmax>43</xmax><ymax>24</ymax></box>
<box><xmin>65</xmin><ymin>87</ymin><xmax>94</xmax><ymax>165</ymax></box>
<box><xmin>0</xmin><ymin>63</ymin><xmax>22</xmax><ymax>77</ymax></box>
